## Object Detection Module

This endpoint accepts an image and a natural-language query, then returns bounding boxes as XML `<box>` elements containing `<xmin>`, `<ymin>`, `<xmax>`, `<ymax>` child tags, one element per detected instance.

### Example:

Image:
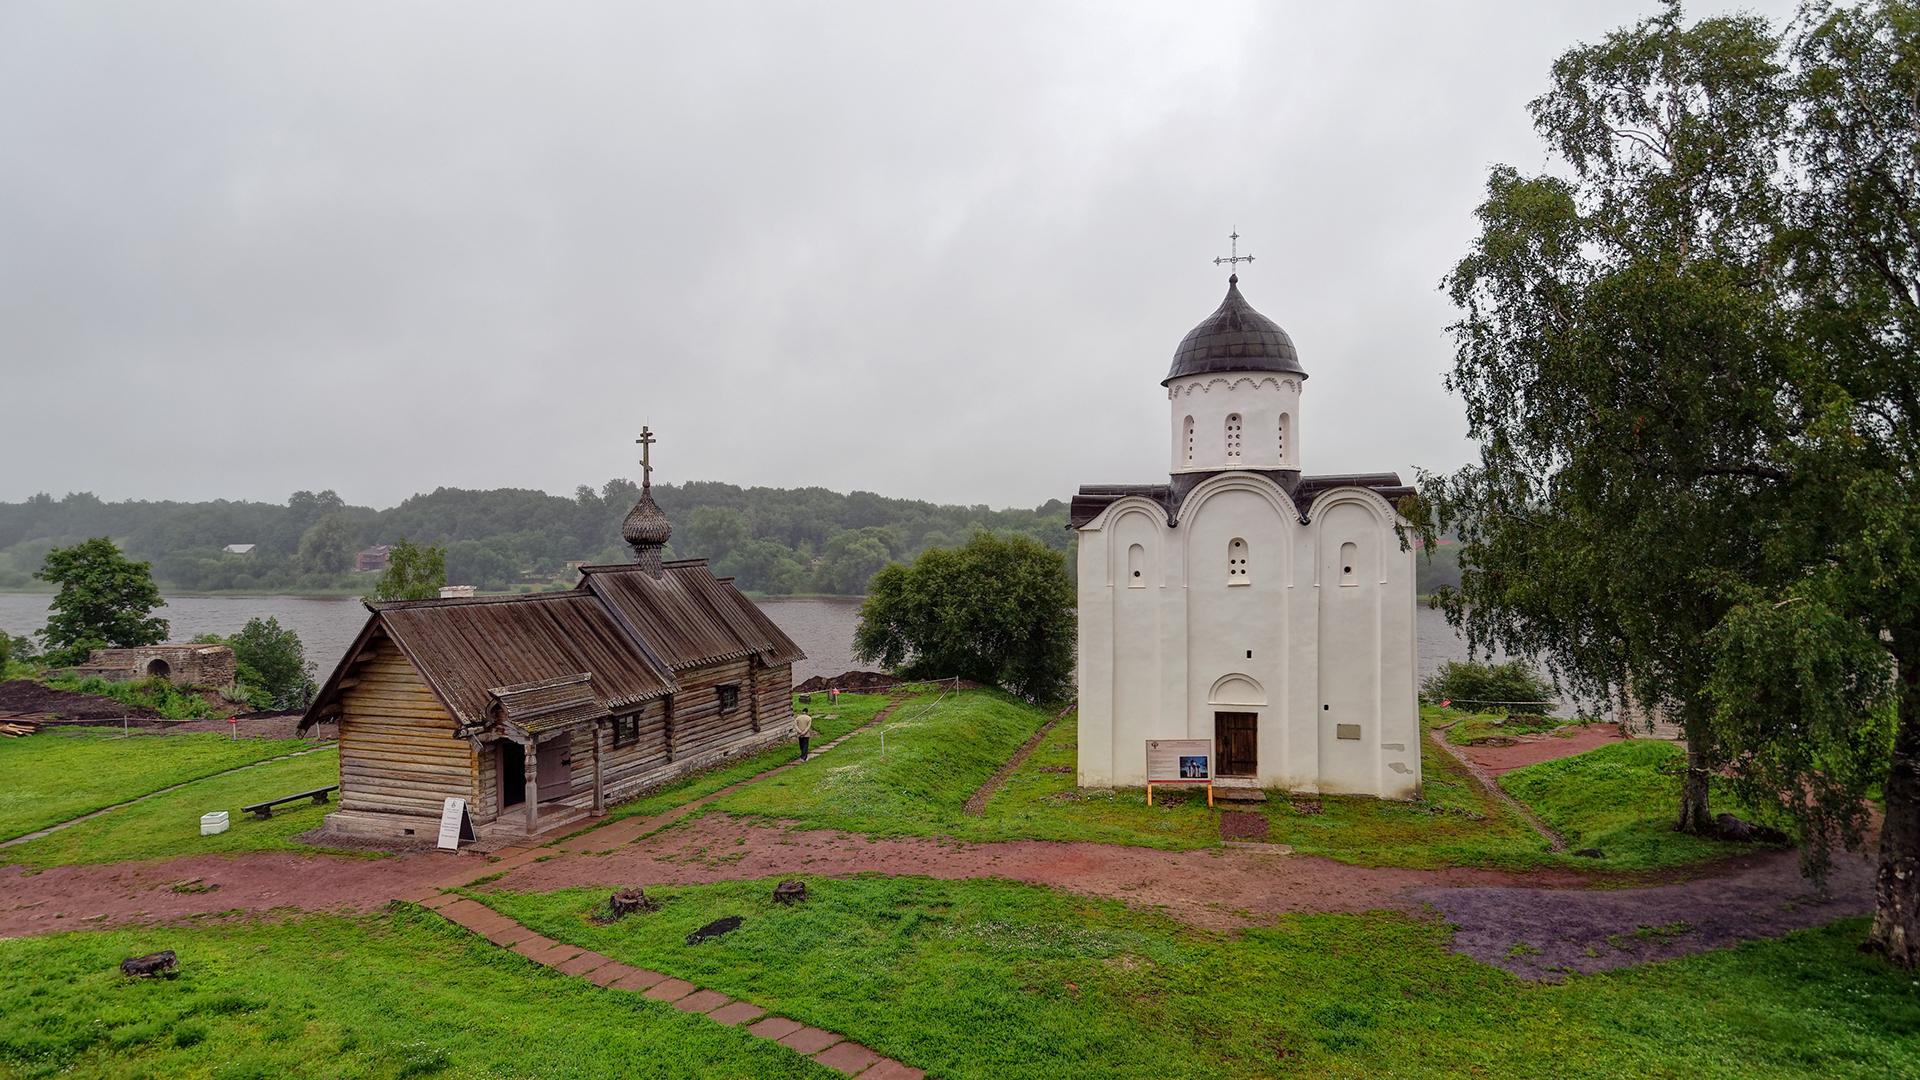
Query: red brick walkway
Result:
<box><xmin>406</xmin><ymin>888</ymin><xmax>922</xmax><ymax>1078</ymax></box>
<box><xmin>387</xmin><ymin>692</ymin><xmax>931</xmax><ymax>1078</ymax></box>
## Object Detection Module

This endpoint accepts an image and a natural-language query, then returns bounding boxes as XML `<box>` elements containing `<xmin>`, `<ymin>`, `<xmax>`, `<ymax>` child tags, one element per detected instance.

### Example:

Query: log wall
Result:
<box><xmin>335</xmin><ymin>638</ymin><xmax>472</xmax><ymax>829</ymax></box>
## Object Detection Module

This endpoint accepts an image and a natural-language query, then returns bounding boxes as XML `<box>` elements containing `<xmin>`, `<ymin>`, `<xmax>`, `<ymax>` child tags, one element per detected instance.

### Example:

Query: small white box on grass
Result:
<box><xmin>200</xmin><ymin>811</ymin><xmax>229</xmax><ymax>836</ymax></box>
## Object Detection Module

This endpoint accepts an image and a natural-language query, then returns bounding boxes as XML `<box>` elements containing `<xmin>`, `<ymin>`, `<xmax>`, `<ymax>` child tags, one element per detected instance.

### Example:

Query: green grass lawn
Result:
<box><xmin>0</xmin><ymin>728</ymin><xmax>318</xmax><ymax>843</ymax></box>
<box><xmin>1501</xmin><ymin>740</ymin><xmax>1764</xmax><ymax>869</ymax></box>
<box><xmin>707</xmin><ymin>688</ymin><xmax>1050</xmax><ymax>835</ymax></box>
<box><xmin>978</xmin><ymin>707</ymin><xmax>1555</xmax><ymax>867</ymax></box>
<box><xmin>0</xmin><ymin>906</ymin><xmax>830</xmax><ymax>1079</ymax></box>
<box><xmin>590</xmin><ymin>692</ymin><xmax>900</xmax><ymax>829</ymax></box>
<box><xmin>706</xmin><ymin>693</ymin><xmax>1545</xmax><ymax>867</ymax></box>
<box><xmin>1</xmin><ymin>747</ymin><xmax>352</xmax><ymax>868</ymax></box>
<box><xmin>704</xmin><ymin>694</ymin><xmax>1750</xmax><ymax>873</ymax></box>
<box><xmin>471</xmin><ymin>875</ymin><xmax>1920</xmax><ymax>1080</ymax></box>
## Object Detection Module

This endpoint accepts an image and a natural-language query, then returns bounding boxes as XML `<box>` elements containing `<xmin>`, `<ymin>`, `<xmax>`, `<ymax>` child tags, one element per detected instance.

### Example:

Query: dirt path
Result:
<box><xmin>1453</xmin><ymin>722</ymin><xmax>1631</xmax><ymax>776</ymax></box>
<box><xmin>963</xmin><ymin>703</ymin><xmax>1072</xmax><ymax>816</ymax></box>
<box><xmin>0</xmin><ymin>812</ymin><xmax>1874</xmax><ymax>979</ymax></box>
<box><xmin>1428</xmin><ymin>727</ymin><xmax>1567</xmax><ymax>852</ymax></box>
<box><xmin>0</xmin><ymin>693</ymin><xmax>1875</xmax><ymax>981</ymax></box>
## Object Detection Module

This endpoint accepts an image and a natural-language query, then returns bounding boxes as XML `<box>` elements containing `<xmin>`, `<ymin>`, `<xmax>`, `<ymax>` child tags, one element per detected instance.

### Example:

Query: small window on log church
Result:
<box><xmin>613</xmin><ymin>714</ymin><xmax>638</xmax><ymax>748</ymax></box>
<box><xmin>719</xmin><ymin>684</ymin><xmax>741</xmax><ymax>712</ymax></box>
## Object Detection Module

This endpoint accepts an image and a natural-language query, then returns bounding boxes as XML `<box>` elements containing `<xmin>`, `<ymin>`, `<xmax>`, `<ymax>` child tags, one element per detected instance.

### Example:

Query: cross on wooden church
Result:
<box><xmin>1213</xmin><ymin>230</ymin><xmax>1254</xmax><ymax>272</ymax></box>
<box><xmin>635</xmin><ymin>426</ymin><xmax>657</xmax><ymax>490</ymax></box>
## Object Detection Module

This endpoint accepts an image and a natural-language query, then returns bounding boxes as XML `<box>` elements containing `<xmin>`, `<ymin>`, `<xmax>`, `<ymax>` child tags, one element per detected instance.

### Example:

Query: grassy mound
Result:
<box><xmin>1500</xmin><ymin>740</ymin><xmax>1763</xmax><ymax>868</ymax></box>
<box><xmin>0</xmin><ymin>907</ymin><xmax>824</xmax><ymax>1079</ymax></box>
<box><xmin>471</xmin><ymin>875</ymin><xmax>1919</xmax><ymax>1080</ymax></box>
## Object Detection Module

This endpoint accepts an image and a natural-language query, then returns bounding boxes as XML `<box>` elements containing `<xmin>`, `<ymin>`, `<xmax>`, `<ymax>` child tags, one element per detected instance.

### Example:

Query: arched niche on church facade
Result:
<box><xmin>1208</xmin><ymin>672</ymin><xmax>1267</xmax><ymax>707</ymax></box>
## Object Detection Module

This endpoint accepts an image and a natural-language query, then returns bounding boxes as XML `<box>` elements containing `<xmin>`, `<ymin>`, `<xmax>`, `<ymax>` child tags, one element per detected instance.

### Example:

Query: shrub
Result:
<box><xmin>1420</xmin><ymin>660</ymin><xmax>1555</xmax><ymax>714</ymax></box>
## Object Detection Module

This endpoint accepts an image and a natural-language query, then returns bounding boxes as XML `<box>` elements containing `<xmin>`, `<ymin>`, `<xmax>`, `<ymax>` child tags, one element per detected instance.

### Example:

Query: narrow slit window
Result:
<box><xmin>1225</xmin><ymin>414</ymin><xmax>1242</xmax><ymax>459</ymax></box>
<box><xmin>1278</xmin><ymin>412</ymin><xmax>1290</xmax><ymax>462</ymax></box>
<box><xmin>1127</xmin><ymin>543</ymin><xmax>1146</xmax><ymax>588</ymax></box>
<box><xmin>1183</xmin><ymin>416</ymin><xmax>1195</xmax><ymax>464</ymax></box>
<box><xmin>1339</xmin><ymin>541</ymin><xmax>1358</xmax><ymax>586</ymax></box>
<box><xmin>1228</xmin><ymin>537</ymin><xmax>1249</xmax><ymax>582</ymax></box>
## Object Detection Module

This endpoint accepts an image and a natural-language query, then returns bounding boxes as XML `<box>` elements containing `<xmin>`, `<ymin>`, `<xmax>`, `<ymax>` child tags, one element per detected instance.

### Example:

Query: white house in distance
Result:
<box><xmin>1070</xmin><ymin>270</ymin><xmax>1420</xmax><ymax>799</ymax></box>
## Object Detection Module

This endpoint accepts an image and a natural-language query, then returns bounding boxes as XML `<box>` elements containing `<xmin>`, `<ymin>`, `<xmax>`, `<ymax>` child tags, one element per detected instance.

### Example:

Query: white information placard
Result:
<box><xmin>437</xmin><ymin>796</ymin><xmax>474</xmax><ymax>850</ymax></box>
<box><xmin>1146</xmin><ymin>738</ymin><xmax>1213</xmax><ymax>784</ymax></box>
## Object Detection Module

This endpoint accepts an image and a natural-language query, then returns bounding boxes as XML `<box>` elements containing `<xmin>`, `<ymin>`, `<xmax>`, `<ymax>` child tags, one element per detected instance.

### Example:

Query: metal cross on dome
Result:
<box><xmin>635</xmin><ymin>426</ymin><xmax>657</xmax><ymax>491</ymax></box>
<box><xmin>1213</xmin><ymin>230</ymin><xmax>1254</xmax><ymax>273</ymax></box>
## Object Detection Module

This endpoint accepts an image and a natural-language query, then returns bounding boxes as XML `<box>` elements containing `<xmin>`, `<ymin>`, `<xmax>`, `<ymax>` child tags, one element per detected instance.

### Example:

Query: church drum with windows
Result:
<box><xmin>1070</xmin><ymin>272</ymin><xmax>1420</xmax><ymax>799</ymax></box>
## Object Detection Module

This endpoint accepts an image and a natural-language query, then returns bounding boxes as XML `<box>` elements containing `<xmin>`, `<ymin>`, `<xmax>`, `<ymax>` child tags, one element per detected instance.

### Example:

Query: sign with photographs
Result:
<box><xmin>1146</xmin><ymin>738</ymin><xmax>1212</xmax><ymax>784</ymax></box>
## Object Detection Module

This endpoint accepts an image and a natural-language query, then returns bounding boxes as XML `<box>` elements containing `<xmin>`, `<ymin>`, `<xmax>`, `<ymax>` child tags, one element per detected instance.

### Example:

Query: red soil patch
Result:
<box><xmin>0</xmin><ymin>852</ymin><xmax>453</xmax><ymax>938</ymax></box>
<box><xmin>485</xmin><ymin>816</ymin><xmax>1586</xmax><ymax>931</ymax></box>
<box><xmin>1455</xmin><ymin>722</ymin><xmax>1632</xmax><ymax>776</ymax></box>
<box><xmin>1219</xmin><ymin>811</ymin><xmax>1270</xmax><ymax>842</ymax></box>
<box><xmin>0</xmin><ymin>679</ymin><xmax>155</xmax><ymax>722</ymax></box>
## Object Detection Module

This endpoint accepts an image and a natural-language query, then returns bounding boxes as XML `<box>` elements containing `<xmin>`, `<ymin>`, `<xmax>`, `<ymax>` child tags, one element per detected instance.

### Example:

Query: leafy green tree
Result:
<box><xmin>297</xmin><ymin>513</ymin><xmax>357</xmax><ymax>574</ymax></box>
<box><xmin>1419</xmin><ymin>661</ymin><xmax>1556</xmax><ymax>715</ymax></box>
<box><xmin>817</xmin><ymin>528</ymin><xmax>895</xmax><ymax>595</ymax></box>
<box><xmin>854</xmin><ymin>532</ymin><xmax>1074</xmax><ymax>700</ymax></box>
<box><xmin>446</xmin><ymin>539</ymin><xmax>518</xmax><ymax>591</ymax></box>
<box><xmin>681</xmin><ymin>506</ymin><xmax>751</xmax><ymax>559</ymax></box>
<box><xmin>1693</xmin><ymin>0</ymin><xmax>1920</xmax><ymax>968</ymax></box>
<box><xmin>34</xmin><ymin>538</ymin><xmax>169</xmax><ymax>663</ymax></box>
<box><xmin>1416</xmin><ymin>1</ymin><xmax>1790</xmax><ymax>836</ymax></box>
<box><xmin>225</xmin><ymin>617</ymin><xmax>316</xmax><ymax>710</ymax></box>
<box><xmin>372</xmin><ymin>538</ymin><xmax>447</xmax><ymax>601</ymax></box>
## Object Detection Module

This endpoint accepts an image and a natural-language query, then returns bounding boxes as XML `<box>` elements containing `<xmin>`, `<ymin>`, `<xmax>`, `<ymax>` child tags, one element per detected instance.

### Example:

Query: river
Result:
<box><xmin>0</xmin><ymin>592</ymin><xmax>1498</xmax><ymax>692</ymax></box>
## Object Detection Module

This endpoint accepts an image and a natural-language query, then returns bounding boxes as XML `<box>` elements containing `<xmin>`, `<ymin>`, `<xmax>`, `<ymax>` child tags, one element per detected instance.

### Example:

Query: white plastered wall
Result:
<box><xmin>1167</xmin><ymin>373</ymin><xmax>1303</xmax><ymax>472</ymax></box>
<box><xmin>1075</xmin><ymin>477</ymin><xmax>1419</xmax><ymax>798</ymax></box>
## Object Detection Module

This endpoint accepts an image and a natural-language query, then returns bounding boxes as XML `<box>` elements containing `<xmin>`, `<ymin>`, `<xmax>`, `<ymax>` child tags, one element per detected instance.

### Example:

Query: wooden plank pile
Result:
<box><xmin>0</xmin><ymin>717</ymin><xmax>43</xmax><ymax>737</ymax></box>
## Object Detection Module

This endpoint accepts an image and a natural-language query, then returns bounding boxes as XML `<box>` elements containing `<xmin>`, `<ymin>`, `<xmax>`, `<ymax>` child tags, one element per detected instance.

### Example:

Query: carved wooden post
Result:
<box><xmin>524</xmin><ymin>739</ymin><xmax>539</xmax><ymax>835</ymax></box>
<box><xmin>592</xmin><ymin>723</ymin><xmax>605</xmax><ymax>814</ymax></box>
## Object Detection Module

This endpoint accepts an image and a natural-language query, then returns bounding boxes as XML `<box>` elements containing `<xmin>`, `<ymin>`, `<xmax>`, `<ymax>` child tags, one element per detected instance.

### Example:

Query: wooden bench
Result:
<box><xmin>241</xmin><ymin>785</ymin><xmax>338</xmax><ymax>819</ymax></box>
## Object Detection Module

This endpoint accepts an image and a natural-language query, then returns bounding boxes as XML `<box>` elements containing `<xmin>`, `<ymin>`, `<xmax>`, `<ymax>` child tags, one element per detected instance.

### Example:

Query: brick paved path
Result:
<box><xmin>386</xmin><ymin>692</ymin><xmax>929</xmax><ymax>1078</ymax></box>
<box><xmin>406</xmin><ymin>888</ymin><xmax>922</xmax><ymax>1078</ymax></box>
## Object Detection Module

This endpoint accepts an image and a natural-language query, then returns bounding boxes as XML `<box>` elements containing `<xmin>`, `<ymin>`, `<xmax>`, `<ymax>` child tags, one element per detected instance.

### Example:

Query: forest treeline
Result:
<box><xmin>0</xmin><ymin>483</ymin><xmax>1461</xmax><ymax>597</ymax></box>
<box><xmin>0</xmin><ymin>482</ymin><xmax>1075</xmax><ymax>596</ymax></box>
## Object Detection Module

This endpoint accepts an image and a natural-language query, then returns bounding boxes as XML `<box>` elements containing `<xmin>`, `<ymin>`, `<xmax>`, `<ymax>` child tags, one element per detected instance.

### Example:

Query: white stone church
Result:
<box><xmin>1071</xmin><ymin>272</ymin><xmax>1420</xmax><ymax>799</ymax></box>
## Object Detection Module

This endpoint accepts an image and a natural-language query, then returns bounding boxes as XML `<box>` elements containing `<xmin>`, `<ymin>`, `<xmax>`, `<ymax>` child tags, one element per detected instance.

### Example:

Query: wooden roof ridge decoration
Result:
<box><xmin>300</xmin><ymin>556</ymin><xmax>805</xmax><ymax>736</ymax></box>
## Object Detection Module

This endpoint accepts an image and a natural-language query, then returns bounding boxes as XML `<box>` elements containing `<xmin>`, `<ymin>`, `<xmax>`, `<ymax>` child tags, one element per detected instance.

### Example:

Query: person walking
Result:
<box><xmin>795</xmin><ymin>709</ymin><xmax>813</xmax><ymax>761</ymax></box>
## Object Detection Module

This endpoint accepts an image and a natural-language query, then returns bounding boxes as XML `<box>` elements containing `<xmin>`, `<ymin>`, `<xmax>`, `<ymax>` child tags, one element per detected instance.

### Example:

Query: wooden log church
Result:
<box><xmin>300</xmin><ymin>432</ymin><xmax>804</xmax><ymax>841</ymax></box>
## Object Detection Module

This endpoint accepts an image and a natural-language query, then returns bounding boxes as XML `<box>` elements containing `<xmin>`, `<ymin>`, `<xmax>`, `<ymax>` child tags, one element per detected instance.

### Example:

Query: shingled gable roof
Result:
<box><xmin>301</xmin><ymin>589</ymin><xmax>677</xmax><ymax>734</ymax></box>
<box><xmin>301</xmin><ymin>559</ymin><xmax>807</xmax><ymax>735</ymax></box>
<box><xmin>578</xmin><ymin>559</ymin><xmax>806</xmax><ymax>671</ymax></box>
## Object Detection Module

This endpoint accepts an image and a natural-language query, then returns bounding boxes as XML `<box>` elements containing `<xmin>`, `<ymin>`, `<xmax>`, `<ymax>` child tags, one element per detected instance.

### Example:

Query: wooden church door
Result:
<box><xmin>1214</xmin><ymin>712</ymin><xmax>1258</xmax><ymax>777</ymax></box>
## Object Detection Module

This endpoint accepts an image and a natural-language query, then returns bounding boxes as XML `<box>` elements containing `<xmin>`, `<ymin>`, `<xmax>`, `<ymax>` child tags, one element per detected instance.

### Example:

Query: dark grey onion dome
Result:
<box><xmin>622</xmin><ymin>494</ymin><xmax>672</xmax><ymax>548</ymax></box>
<box><xmin>1163</xmin><ymin>274</ymin><xmax>1306</xmax><ymax>385</ymax></box>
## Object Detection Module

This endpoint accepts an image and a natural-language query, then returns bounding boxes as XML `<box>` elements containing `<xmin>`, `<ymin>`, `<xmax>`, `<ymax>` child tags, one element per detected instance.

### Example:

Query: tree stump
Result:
<box><xmin>773</xmin><ymin>879</ymin><xmax>807</xmax><ymax>904</ymax></box>
<box><xmin>609</xmin><ymin>888</ymin><xmax>653</xmax><ymax>918</ymax></box>
<box><xmin>120</xmin><ymin>950</ymin><xmax>177</xmax><ymax>977</ymax></box>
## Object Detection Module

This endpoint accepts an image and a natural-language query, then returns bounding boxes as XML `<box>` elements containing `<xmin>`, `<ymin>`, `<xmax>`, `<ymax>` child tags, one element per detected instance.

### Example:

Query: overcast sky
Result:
<box><xmin>0</xmin><ymin>0</ymin><xmax>1799</xmax><ymax>511</ymax></box>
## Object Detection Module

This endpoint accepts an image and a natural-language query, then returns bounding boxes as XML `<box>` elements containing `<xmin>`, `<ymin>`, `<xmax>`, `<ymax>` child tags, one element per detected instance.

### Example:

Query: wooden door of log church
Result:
<box><xmin>1214</xmin><ymin>712</ymin><xmax>1257</xmax><ymax>777</ymax></box>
